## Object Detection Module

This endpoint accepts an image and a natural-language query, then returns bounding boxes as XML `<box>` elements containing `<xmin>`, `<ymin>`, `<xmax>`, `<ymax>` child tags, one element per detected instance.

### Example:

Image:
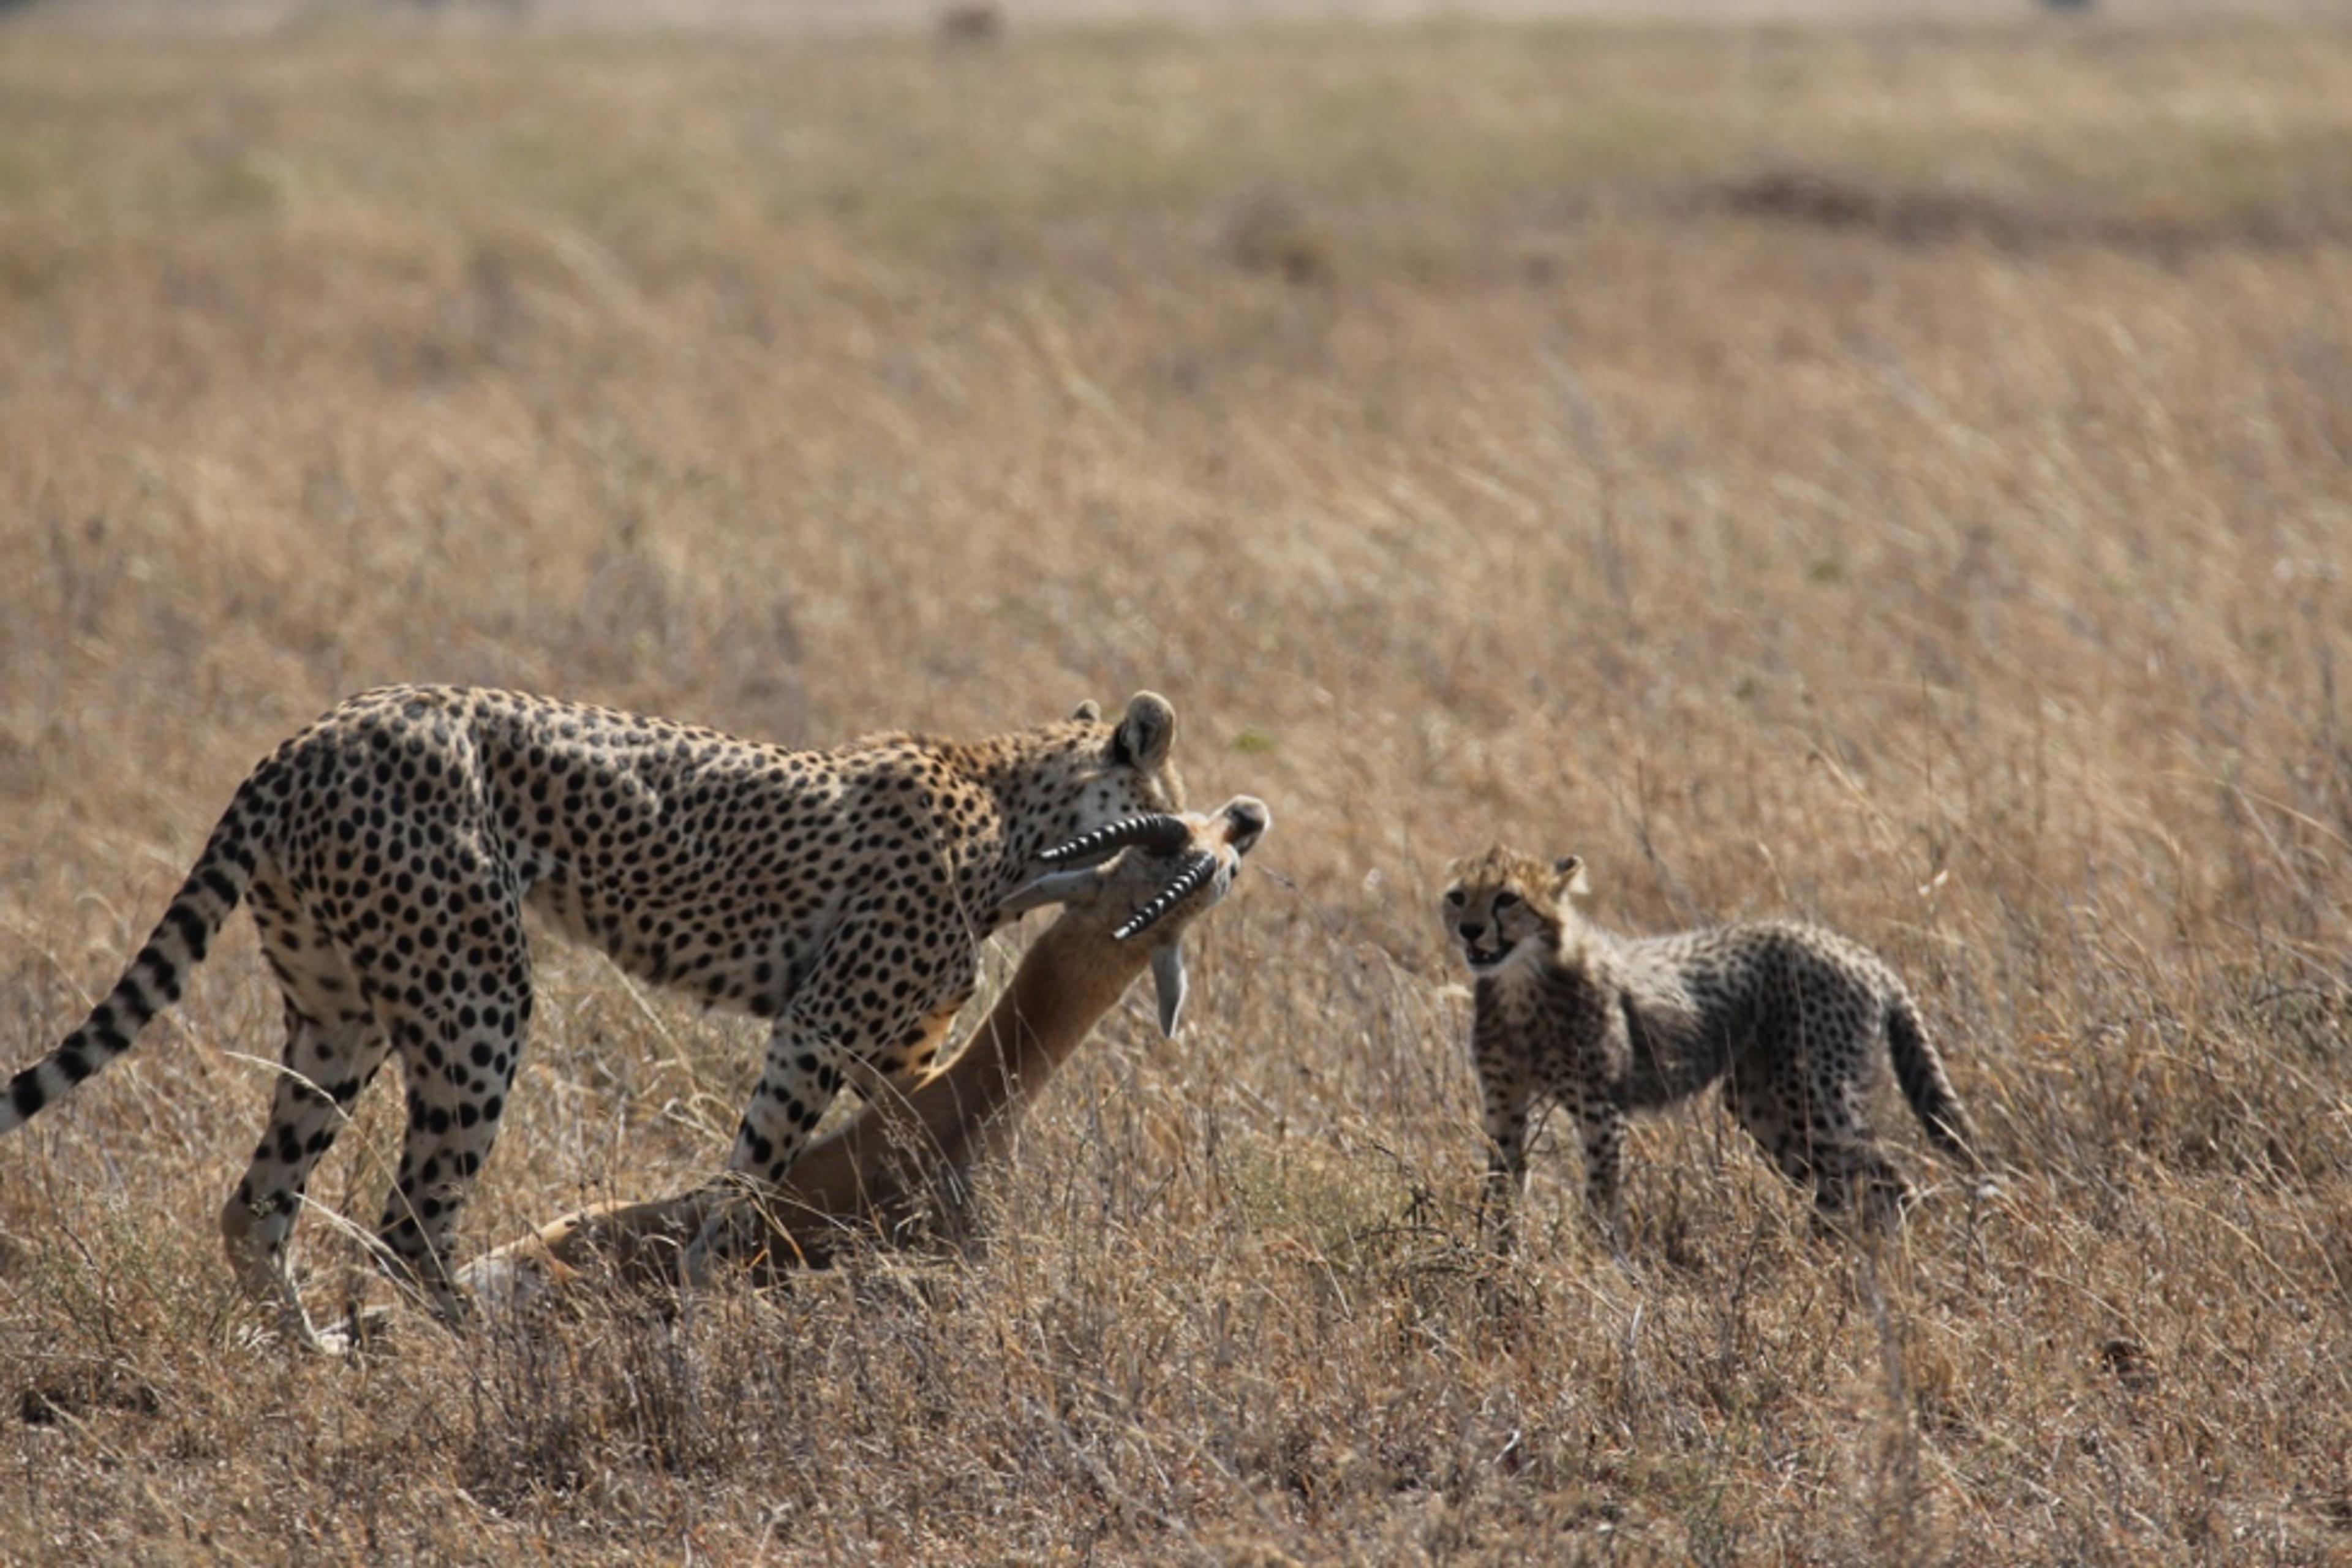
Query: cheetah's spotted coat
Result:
<box><xmin>2</xmin><ymin>685</ymin><xmax>1183</xmax><ymax>1346</ymax></box>
<box><xmin>1441</xmin><ymin>846</ymin><xmax>1977</xmax><ymax>1243</ymax></box>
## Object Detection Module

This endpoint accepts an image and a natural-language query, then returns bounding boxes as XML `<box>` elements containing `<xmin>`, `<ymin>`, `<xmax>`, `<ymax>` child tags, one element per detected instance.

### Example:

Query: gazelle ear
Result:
<box><xmin>1150</xmin><ymin>943</ymin><xmax>1190</xmax><ymax>1038</ymax></box>
<box><xmin>1069</xmin><ymin>699</ymin><xmax>1102</xmax><ymax>722</ymax></box>
<box><xmin>1109</xmin><ymin>692</ymin><xmax>1177</xmax><ymax>772</ymax></box>
<box><xmin>1552</xmin><ymin>854</ymin><xmax>1590</xmax><ymax>897</ymax></box>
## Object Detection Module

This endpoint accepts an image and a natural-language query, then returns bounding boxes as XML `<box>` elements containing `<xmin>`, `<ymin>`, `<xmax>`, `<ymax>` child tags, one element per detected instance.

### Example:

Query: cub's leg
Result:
<box><xmin>1572</xmin><ymin>1092</ymin><xmax>1629</xmax><ymax>1246</ymax></box>
<box><xmin>1476</xmin><ymin>1070</ymin><xmax>1532</xmax><ymax>1251</ymax></box>
<box><xmin>1807</xmin><ymin>1140</ymin><xmax>1911</xmax><ymax>1230</ymax></box>
<box><xmin>1726</xmin><ymin>1051</ymin><xmax>1907</xmax><ymax>1229</ymax></box>
<box><xmin>1802</xmin><ymin>1044</ymin><xmax>1911</xmax><ymax>1227</ymax></box>
<box><xmin>1724</xmin><ymin>1049</ymin><xmax>1824</xmax><ymax>1195</ymax></box>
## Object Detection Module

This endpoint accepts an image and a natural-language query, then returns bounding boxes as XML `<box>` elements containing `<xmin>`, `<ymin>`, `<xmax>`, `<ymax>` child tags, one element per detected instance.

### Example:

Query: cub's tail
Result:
<box><xmin>1885</xmin><ymin>986</ymin><xmax>1977</xmax><ymax>1169</ymax></box>
<box><xmin>2</xmin><ymin>771</ymin><xmax>273</xmax><ymax>1134</ymax></box>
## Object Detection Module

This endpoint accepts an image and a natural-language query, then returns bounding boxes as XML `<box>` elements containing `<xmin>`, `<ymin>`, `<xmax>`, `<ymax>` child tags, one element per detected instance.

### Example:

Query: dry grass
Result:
<box><xmin>2</xmin><ymin>10</ymin><xmax>2350</xmax><ymax>1563</ymax></box>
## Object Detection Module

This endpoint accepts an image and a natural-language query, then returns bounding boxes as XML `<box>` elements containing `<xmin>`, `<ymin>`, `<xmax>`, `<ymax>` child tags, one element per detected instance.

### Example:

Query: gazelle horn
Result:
<box><xmin>1114</xmin><ymin>850</ymin><xmax>1223</xmax><ymax>943</ymax></box>
<box><xmin>1038</xmin><ymin>812</ymin><xmax>1194</xmax><ymax>869</ymax></box>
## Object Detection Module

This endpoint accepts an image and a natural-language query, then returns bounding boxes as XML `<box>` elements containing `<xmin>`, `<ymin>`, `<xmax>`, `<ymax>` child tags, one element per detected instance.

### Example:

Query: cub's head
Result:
<box><xmin>1441</xmin><ymin>845</ymin><xmax>1588</xmax><ymax>973</ymax></box>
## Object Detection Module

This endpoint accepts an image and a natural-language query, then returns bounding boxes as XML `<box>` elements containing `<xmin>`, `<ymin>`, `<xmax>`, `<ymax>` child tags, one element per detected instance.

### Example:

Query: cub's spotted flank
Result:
<box><xmin>2</xmin><ymin>685</ymin><xmax>1183</xmax><ymax>1348</ymax></box>
<box><xmin>1441</xmin><ymin>846</ymin><xmax>1977</xmax><ymax>1244</ymax></box>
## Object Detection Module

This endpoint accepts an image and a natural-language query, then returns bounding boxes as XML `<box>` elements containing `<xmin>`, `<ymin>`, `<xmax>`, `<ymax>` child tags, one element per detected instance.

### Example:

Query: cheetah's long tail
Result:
<box><xmin>1885</xmin><ymin>987</ymin><xmax>1977</xmax><ymax>1169</ymax></box>
<box><xmin>1</xmin><ymin>767</ymin><xmax>274</xmax><ymax>1136</ymax></box>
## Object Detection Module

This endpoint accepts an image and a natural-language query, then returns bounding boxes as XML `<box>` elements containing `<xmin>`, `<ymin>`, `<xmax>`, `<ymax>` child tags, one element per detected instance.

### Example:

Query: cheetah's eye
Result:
<box><xmin>1493</xmin><ymin>891</ymin><xmax>1521</xmax><ymax>910</ymax></box>
<box><xmin>1444</xmin><ymin>889</ymin><xmax>1465</xmax><ymax>907</ymax></box>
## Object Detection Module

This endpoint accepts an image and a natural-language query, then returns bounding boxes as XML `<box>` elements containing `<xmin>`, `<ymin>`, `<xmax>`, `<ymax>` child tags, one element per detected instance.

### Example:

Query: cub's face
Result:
<box><xmin>1441</xmin><ymin>845</ymin><xmax>1586</xmax><ymax>973</ymax></box>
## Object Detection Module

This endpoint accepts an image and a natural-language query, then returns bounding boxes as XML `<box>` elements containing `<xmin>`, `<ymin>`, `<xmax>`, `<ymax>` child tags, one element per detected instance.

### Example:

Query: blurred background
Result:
<box><xmin>1</xmin><ymin>1</ymin><xmax>2348</xmax><ymax>1561</ymax></box>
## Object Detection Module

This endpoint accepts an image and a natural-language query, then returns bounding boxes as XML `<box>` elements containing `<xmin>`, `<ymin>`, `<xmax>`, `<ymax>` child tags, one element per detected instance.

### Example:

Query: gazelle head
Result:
<box><xmin>1003</xmin><ymin>796</ymin><xmax>1272</xmax><ymax>1036</ymax></box>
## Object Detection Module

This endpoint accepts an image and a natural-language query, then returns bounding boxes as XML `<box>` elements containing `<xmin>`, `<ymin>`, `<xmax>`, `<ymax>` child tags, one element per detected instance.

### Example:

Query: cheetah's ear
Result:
<box><xmin>1109</xmin><ymin>692</ymin><xmax>1177</xmax><ymax>772</ymax></box>
<box><xmin>1552</xmin><ymin>854</ymin><xmax>1590</xmax><ymax>898</ymax></box>
<box><xmin>1069</xmin><ymin>699</ymin><xmax>1103</xmax><ymax>722</ymax></box>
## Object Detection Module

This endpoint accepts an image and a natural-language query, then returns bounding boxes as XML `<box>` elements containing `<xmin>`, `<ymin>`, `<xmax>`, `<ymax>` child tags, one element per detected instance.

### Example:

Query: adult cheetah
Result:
<box><xmin>2</xmin><ymin>684</ymin><xmax>1184</xmax><ymax>1348</ymax></box>
<box><xmin>1441</xmin><ymin>845</ymin><xmax>1977</xmax><ymax>1246</ymax></box>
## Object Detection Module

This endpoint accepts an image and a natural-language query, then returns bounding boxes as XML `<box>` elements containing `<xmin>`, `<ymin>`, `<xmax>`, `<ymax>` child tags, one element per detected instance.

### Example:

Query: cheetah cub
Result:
<box><xmin>1441</xmin><ymin>846</ymin><xmax>1977</xmax><ymax>1245</ymax></box>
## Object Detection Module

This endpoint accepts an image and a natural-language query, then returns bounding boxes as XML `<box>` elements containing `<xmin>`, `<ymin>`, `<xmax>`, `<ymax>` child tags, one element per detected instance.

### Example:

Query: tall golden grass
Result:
<box><xmin>2</xmin><ymin>13</ymin><xmax>2349</xmax><ymax>1561</ymax></box>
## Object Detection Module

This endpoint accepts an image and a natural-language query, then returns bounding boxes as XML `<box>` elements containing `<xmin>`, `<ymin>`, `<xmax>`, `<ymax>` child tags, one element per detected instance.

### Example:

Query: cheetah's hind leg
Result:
<box><xmin>218</xmin><ymin>1015</ymin><xmax>393</xmax><ymax>1354</ymax></box>
<box><xmin>1806</xmin><ymin>1140</ymin><xmax>1915</xmax><ymax>1236</ymax></box>
<box><xmin>221</xmin><ymin>884</ymin><xmax>396</xmax><ymax>1352</ymax></box>
<box><xmin>1723</xmin><ymin>1060</ymin><xmax>1910</xmax><ymax>1236</ymax></box>
<box><xmin>348</xmin><ymin>875</ymin><xmax>537</xmax><ymax>1332</ymax></box>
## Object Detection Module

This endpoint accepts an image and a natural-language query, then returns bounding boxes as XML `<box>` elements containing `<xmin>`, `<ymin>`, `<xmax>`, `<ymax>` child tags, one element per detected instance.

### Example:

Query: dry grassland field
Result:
<box><xmin>1</xmin><ymin>6</ymin><xmax>2351</xmax><ymax>1562</ymax></box>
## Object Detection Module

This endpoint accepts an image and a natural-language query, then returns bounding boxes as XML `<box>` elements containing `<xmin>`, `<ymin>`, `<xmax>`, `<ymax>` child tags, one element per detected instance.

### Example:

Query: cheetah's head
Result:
<box><xmin>1019</xmin><ymin>692</ymin><xmax>1186</xmax><ymax>840</ymax></box>
<box><xmin>1441</xmin><ymin>844</ymin><xmax>1587</xmax><ymax>973</ymax></box>
<box><xmin>1082</xmin><ymin>691</ymin><xmax>1184</xmax><ymax>809</ymax></box>
<box><xmin>981</xmin><ymin>692</ymin><xmax>1189</xmax><ymax>921</ymax></box>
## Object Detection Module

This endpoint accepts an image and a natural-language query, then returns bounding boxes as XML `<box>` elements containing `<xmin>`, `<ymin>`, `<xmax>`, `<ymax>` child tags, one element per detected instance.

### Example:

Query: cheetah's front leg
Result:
<box><xmin>683</xmin><ymin>912</ymin><xmax>978</xmax><ymax>1284</ymax></box>
<box><xmin>1477</xmin><ymin>1076</ymin><xmax>1531</xmax><ymax>1253</ymax></box>
<box><xmin>680</xmin><ymin>1020</ymin><xmax>850</xmax><ymax>1284</ymax></box>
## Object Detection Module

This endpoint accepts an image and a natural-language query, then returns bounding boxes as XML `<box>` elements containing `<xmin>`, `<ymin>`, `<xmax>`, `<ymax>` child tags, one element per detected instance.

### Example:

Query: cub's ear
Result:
<box><xmin>1069</xmin><ymin>699</ymin><xmax>1103</xmax><ymax>722</ymax></box>
<box><xmin>1109</xmin><ymin>692</ymin><xmax>1177</xmax><ymax>772</ymax></box>
<box><xmin>1551</xmin><ymin>854</ymin><xmax>1590</xmax><ymax>897</ymax></box>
